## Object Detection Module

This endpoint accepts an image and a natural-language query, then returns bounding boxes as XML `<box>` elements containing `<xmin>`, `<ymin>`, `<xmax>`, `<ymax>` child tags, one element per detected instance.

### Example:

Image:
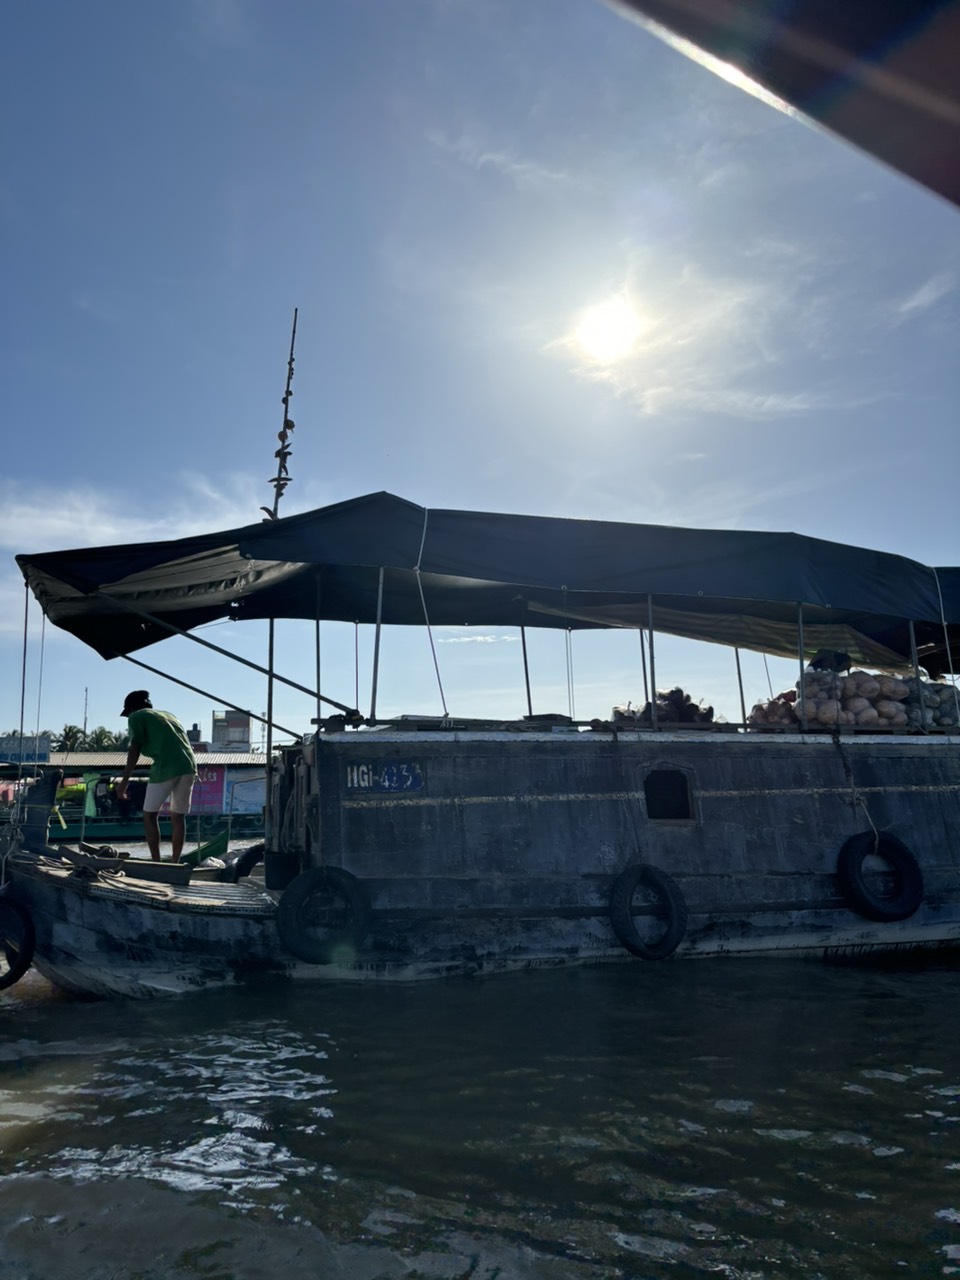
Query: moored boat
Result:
<box><xmin>1</xmin><ymin>494</ymin><xmax>957</xmax><ymax>998</ymax></box>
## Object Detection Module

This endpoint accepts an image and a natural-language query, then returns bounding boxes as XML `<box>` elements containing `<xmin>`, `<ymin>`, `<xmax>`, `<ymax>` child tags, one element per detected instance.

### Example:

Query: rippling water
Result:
<box><xmin>2</xmin><ymin>957</ymin><xmax>959</xmax><ymax>1279</ymax></box>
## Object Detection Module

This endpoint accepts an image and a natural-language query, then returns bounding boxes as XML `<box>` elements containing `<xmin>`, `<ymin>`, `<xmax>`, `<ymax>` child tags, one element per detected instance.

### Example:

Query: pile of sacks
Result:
<box><xmin>748</xmin><ymin>669</ymin><xmax>960</xmax><ymax>730</ymax></box>
<box><xmin>613</xmin><ymin>687</ymin><xmax>715</xmax><ymax>726</ymax></box>
<box><xmin>798</xmin><ymin>669</ymin><xmax>909</xmax><ymax>728</ymax></box>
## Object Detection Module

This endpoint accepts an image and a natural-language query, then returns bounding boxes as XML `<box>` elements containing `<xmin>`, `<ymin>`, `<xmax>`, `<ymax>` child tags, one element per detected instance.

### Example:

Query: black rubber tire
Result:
<box><xmin>609</xmin><ymin>864</ymin><xmax>687</xmax><ymax>960</ymax></box>
<box><xmin>836</xmin><ymin>832</ymin><xmax>924</xmax><ymax>922</ymax></box>
<box><xmin>217</xmin><ymin>842</ymin><xmax>266</xmax><ymax>884</ymax></box>
<box><xmin>0</xmin><ymin>898</ymin><xmax>36</xmax><ymax>990</ymax></box>
<box><xmin>276</xmin><ymin>866</ymin><xmax>371</xmax><ymax>964</ymax></box>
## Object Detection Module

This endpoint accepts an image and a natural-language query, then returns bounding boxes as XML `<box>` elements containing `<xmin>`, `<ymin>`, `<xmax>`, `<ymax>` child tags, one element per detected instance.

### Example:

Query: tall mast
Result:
<box><xmin>262</xmin><ymin>307</ymin><xmax>298</xmax><ymax>520</ymax></box>
<box><xmin>263</xmin><ymin>308</ymin><xmax>298</xmax><ymax>855</ymax></box>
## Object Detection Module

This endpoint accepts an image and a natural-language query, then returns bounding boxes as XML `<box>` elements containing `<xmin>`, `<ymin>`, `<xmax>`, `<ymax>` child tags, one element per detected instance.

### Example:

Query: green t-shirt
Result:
<box><xmin>127</xmin><ymin>709</ymin><xmax>197</xmax><ymax>783</ymax></box>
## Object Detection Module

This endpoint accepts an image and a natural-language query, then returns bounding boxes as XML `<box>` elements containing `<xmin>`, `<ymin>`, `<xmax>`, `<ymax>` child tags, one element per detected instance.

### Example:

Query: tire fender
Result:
<box><xmin>0</xmin><ymin>897</ymin><xmax>36</xmax><ymax>990</ymax></box>
<box><xmin>276</xmin><ymin>866</ymin><xmax>371</xmax><ymax>964</ymax></box>
<box><xmin>609</xmin><ymin>863</ymin><xmax>687</xmax><ymax>960</ymax></box>
<box><xmin>836</xmin><ymin>832</ymin><xmax>924</xmax><ymax>922</ymax></box>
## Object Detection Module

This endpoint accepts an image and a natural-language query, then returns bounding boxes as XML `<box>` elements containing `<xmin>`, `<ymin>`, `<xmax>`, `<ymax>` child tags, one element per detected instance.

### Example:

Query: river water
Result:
<box><xmin>1</xmin><ymin>956</ymin><xmax>958</xmax><ymax>1280</ymax></box>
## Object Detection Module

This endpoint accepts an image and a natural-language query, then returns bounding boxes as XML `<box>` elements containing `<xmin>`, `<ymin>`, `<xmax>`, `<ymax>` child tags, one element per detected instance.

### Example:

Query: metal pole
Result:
<box><xmin>734</xmin><ymin>647</ymin><xmax>747</xmax><ymax>727</ymax></box>
<box><xmin>908</xmin><ymin>620</ymin><xmax>927</xmax><ymax>734</ymax></box>
<box><xmin>90</xmin><ymin>590</ymin><xmax>357</xmax><ymax>714</ymax></box>
<box><xmin>370</xmin><ymin>568</ymin><xmax>385</xmax><ymax>721</ymax></box>
<box><xmin>638</xmin><ymin>629</ymin><xmax>649</xmax><ymax>705</ymax></box>
<box><xmin>265</xmin><ymin>308</ymin><xmax>298</xmax><ymax>854</ymax></box>
<box><xmin>264</xmin><ymin>620</ymin><xmax>276</xmax><ymax>848</ymax></box>
<box><xmin>647</xmin><ymin>594</ymin><xmax>658</xmax><ymax>729</ymax></box>
<box><xmin>118</xmin><ymin>652</ymin><xmax>299</xmax><ymax>738</ymax></box>
<box><xmin>797</xmin><ymin>602</ymin><xmax>807</xmax><ymax>729</ymax></box>
<box><xmin>315</xmin><ymin>573</ymin><xmax>323</xmax><ymax>731</ymax></box>
<box><xmin>520</xmin><ymin>626</ymin><xmax>533</xmax><ymax>716</ymax></box>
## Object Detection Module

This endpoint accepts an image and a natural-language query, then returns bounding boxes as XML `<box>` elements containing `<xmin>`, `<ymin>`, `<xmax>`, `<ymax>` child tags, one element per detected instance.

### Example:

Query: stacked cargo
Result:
<box><xmin>748</xmin><ymin>670</ymin><xmax>959</xmax><ymax>729</ymax></box>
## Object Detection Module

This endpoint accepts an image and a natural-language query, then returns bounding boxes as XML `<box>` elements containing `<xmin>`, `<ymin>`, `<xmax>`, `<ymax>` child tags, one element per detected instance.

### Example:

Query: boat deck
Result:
<box><xmin>10</xmin><ymin>855</ymin><xmax>277</xmax><ymax>917</ymax></box>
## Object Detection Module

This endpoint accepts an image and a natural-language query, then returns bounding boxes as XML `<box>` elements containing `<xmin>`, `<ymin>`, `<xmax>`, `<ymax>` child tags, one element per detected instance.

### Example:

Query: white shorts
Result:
<box><xmin>144</xmin><ymin>775</ymin><xmax>195</xmax><ymax>814</ymax></box>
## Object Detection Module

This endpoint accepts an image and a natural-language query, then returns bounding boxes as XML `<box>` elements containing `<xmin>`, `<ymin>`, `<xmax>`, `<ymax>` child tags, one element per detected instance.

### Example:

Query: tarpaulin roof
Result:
<box><xmin>610</xmin><ymin>0</ymin><xmax>960</xmax><ymax>207</ymax></box>
<box><xmin>15</xmin><ymin>491</ymin><xmax>958</xmax><ymax>674</ymax></box>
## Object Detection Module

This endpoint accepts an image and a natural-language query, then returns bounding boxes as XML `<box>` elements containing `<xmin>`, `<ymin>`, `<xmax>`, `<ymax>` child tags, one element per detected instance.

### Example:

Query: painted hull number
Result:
<box><xmin>345</xmin><ymin>762</ymin><xmax>424</xmax><ymax>793</ymax></box>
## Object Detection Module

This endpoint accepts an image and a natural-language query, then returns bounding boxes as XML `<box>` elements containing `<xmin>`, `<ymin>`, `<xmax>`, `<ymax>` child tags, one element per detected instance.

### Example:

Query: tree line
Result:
<box><xmin>3</xmin><ymin>726</ymin><xmax>130</xmax><ymax>751</ymax></box>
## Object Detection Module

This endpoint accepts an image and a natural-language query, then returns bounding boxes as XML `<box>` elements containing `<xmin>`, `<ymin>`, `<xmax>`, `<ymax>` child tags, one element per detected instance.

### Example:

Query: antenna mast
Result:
<box><xmin>263</xmin><ymin>308</ymin><xmax>298</xmax><ymax>858</ymax></box>
<box><xmin>262</xmin><ymin>308</ymin><xmax>298</xmax><ymax>520</ymax></box>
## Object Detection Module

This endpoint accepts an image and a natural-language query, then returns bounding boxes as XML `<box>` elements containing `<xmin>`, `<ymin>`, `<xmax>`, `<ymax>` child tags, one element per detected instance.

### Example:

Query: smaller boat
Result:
<box><xmin>1</xmin><ymin>787</ymin><xmax>271</xmax><ymax>997</ymax></box>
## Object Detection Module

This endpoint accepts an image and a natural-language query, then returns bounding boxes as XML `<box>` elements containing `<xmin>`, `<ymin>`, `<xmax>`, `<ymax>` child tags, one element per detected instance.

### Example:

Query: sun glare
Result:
<box><xmin>575</xmin><ymin>295</ymin><xmax>643</xmax><ymax>363</ymax></box>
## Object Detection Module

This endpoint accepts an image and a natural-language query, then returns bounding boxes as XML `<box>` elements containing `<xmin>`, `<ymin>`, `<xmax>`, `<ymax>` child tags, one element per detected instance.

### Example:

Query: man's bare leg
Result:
<box><xmin>143</xmin><ymin>811</ymin><xmax>162</xmax><ymax>861</ymax></box>
<box><xmin>170</xmin><ymin>813</ymin><xmax>186</xmax><ymax>863</ymax></box>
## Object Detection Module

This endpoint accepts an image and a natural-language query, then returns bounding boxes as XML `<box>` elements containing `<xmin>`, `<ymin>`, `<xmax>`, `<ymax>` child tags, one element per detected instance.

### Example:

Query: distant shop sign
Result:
<box><xmin>0</xmin><ymin>734</ymin><xmax>52</xmax><ymax>764</ymax></box>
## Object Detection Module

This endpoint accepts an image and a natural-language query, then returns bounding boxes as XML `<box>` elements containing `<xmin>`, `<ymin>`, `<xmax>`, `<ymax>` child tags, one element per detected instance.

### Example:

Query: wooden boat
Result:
<box><xmin>1</xmin><ymin>494</ymin><xmax>957</xmax><ymax>998</ymax></box>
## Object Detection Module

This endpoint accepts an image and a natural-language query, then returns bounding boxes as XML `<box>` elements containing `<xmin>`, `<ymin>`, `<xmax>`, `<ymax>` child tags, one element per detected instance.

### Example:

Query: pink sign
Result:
<box><xmin>160</xmin><ymin>764</ymin><xmax>225</xmax><ymax>815</ymax></box>
<box><xmin>191</xmin><ymin>764</ymin><xmax>225</xmax><ymax>813</ymax></box>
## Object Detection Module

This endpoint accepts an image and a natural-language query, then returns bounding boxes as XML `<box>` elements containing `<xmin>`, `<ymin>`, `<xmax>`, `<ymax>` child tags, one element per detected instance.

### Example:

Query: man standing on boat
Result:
<box><xmin>115</xmin><ymin>691</ymin><xmax>197</xmax><ymax>862</ymax></box>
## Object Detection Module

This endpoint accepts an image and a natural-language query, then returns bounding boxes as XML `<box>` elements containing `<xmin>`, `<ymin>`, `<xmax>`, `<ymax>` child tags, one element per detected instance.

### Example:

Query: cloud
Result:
<box><xmin>895</xmin><ymin>271</ymin><xmax>955</xmax><ymax>319</ymax></box>
<box><xmin>182</xmin><ymin>0</ymin><xmax>253</xmax><ymax>53</ymax></box>
<box><xmin>426</xmin><ymin>129</ymin><xmax>573</xmax><ymax>192</ymax></box>
<box><xmin>436</xmin><ymin>634</ymin><xmax>518</xmax><ymax>644</ymax></box>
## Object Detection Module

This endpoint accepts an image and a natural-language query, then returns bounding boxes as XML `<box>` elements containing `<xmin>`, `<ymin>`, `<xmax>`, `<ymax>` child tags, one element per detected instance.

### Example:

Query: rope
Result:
<box><xmin>562</xmin><ymin>587</ymin><xmax>575</xmax><ymax>719</ymax></box>
<box><xmin>931</xmin><ymin>567</ymin><xmax>960</xmax><ymax>725</ymax></box>
<box><xmin>832</xmin><ymin>735</ymin><xmax>879</xmax><ymax>839</ymax></box>
<box><xmin>415</xmin><ymin>571</ymin><xmax>449</xmax><ymax>718</ymax></box>
<box><xmin>413</xmin><ymin>508</ymin><xmax>448</xmax><ymax>718</ymax></box>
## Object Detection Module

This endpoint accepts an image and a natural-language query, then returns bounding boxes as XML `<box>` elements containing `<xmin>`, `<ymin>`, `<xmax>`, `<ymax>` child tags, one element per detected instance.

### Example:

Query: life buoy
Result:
<box><xmin>836</xmin><ymin>832</ymin><xmax>924</xmax><ymax>922</ymax></box>
<box><xmin>0</xmin><ymin>898</ymin><xmax>36</xmax><ymax>990</ymax></box>
<box><xmin>609</xmin><ymin>864</ymin><xmax>687</xmax><ymax>960</ymax></box>
<box><xmin>276</xmin><ymin>866</ymin><xmax>371</xmax><ymax>964</ymax></box>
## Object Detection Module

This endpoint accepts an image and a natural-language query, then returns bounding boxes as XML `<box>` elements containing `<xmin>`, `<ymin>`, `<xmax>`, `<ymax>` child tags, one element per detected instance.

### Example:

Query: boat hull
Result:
<box><xmin>277</xmin><ymin>728</ymin><xmax>960</xmax><ymax>969</ymax></box>
<box><xmin>5</xmin><ymin>728</ymin><xmax>959</xmax><ymax>997</ymax></box>
<box><xmin>5</xmin><ymin>856</ymin><xmax>283</xmax><ymax>998</ymax></box>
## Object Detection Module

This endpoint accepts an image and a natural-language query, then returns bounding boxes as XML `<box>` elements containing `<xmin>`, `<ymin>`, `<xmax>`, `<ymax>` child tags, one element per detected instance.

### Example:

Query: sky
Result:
<box><xmin>2</xmin><ymin>0</ymin><xmax>958</xmax><ymax>746</ymax></box>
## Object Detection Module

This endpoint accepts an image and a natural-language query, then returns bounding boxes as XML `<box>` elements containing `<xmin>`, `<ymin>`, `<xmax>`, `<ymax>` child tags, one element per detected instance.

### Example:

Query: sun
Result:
<box><xmin>574</xmin><ymin>294</ymin><xmax>644</xmax><ymax>363</ymax></box>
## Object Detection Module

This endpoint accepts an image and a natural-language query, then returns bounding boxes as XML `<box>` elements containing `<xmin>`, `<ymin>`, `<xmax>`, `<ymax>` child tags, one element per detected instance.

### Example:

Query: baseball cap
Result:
<box><xmin>121</xmin><ymin>690</ymin><xmax>152</xmax><ymax>717</ymax></box>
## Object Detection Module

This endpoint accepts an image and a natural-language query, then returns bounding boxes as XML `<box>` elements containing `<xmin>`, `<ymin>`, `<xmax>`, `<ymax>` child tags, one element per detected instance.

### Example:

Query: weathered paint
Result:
<box><xmin>278</xmin><ymin>729</ymin><xmax>960</xmax><ymax>972</ymax></box>
<box><xmin>5</xmin><ymin>727</ymin><xmax>959</xmax><ymax>997</ymax></box>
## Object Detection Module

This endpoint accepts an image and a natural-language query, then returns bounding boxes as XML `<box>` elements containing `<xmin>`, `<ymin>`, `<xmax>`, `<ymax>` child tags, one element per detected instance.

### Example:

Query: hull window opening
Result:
<box><xmin>644</xmin><ymin>769</ymin><xmax>692</xmax><ymax>821</ymax></box>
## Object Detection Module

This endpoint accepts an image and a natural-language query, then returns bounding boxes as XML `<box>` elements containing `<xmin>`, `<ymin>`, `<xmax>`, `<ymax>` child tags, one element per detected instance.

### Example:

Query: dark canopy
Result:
<box><xmin>15</xmin><ymin>491</ymin><xmax>958</xmax><ymax>675</ymax></box>
<box><xmin>611</xmin><ymin>0</ymin><xmax>960</xmax><ymax>207</ymax></box>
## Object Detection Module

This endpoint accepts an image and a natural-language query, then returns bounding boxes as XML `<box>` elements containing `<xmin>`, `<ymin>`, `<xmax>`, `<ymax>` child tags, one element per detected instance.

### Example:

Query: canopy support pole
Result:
<box><xmin>647</xmin><ymin>595</ymin><xmax>658</xmax><ymax>730</ymax></box>
<box><xmin>931</xmin><ymin>568</ymin><xmax>960</xmax><ymax>724</ymax></box>
<box><xmin>321</xmin><ymin>570</ymin><xmax>330</xmax><ymax>732</ymax></box>
<box><xmin>638</xmin><ymin>630</ymin><xmax>649</xmax><ymax>706</ymax></box>
<box><xmin>370</xmin><ymin>568</ymin><xmax>384</xmax><ymax>722</ymax></box>
<box><xmin>520</xmin><ymin>626</ymin><xmax>533</xmax><ymax>716</ymax></box>
<box><xmin>734</xmin><ymin>648</ymin><xmax>747</xmax><ymax>727</ymax></box>
<box><xmin>15</xmin><ymin>583</ymin><xmax>30</xmax><ymax>819</ymax></box>
<box><xmin>908</xmin><ymin>620</ymin><xmax>927</xmax><ymax>734</ymax></box>
<box><xmin>797</xmin><ymin>603</ymin><xmax>807</xmax><ymax>729</ymax></box>
<box><xmin>117</xmin><ymin>651</ymin><xmax>299</xmax><ymax>737</ymax></box>
<box><xmin>565</xmin><ymin>630</ymin><xmax>576</xmax><ymax>720</ymax></box>
<box><xmin>89</xmin><ymin>589</ymin><xmax>357</xmax><ymax>714</ymax></box>
<box><xmin>265</xmin><ymin>620</ymin><xmax>276</xmax><ymax>847</ymax></box>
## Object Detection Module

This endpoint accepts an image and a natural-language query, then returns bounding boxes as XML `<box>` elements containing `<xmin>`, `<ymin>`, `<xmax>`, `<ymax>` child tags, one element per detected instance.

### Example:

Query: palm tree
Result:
<box><xmin>85</xmin><ymin>726</ymin><xmax>115</xmax><ymax>750</ymax></box>
<box><xmin>109</xmin><ymin>730</ymin><xmax>130</xmax><ymax>750</ymax></box>
<box><xmin>54</xmin><ymin>724</ymin><xmax>87</xmax><ymax>752</ymax></box>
